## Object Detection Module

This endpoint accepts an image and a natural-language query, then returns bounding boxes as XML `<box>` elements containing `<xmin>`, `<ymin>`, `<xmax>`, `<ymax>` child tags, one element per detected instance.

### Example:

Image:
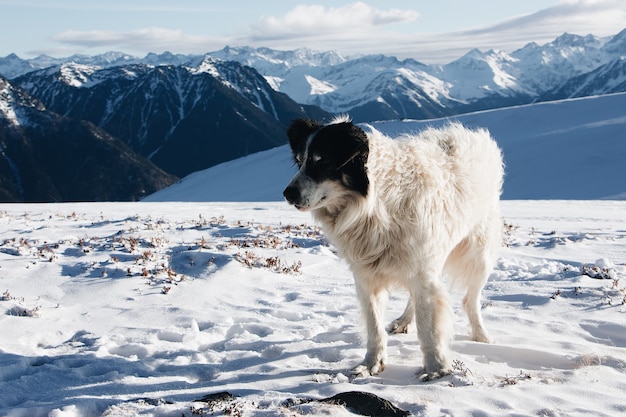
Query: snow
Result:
<box><xmin>304</xmin><ymin>75</ymin><xmax>336</xmax><ymax>95</ymax></box>
<box><xmin>0</xmin><ymin>77</ymin><xmax>40</xmax><ymax>127</ymax></box>
<box><xmin>0</xmin><ymin>200</ymin><xmax>625</xmax><ymax>417</ymax></box>
<box><xmin>375</xmin><ymin>94</ymin><xmax>626</xmax><ymax>200</ymax></box>
<box><xmin>0</xmin><ymin>83</ymin><xmax>20</xmax><ymax>125</ymax></box>
<box><xmin>262</xmin><ymin>75</ymin><xmax>283</xmax><ymax>91</ymax></box>
<box><xmin>58</xmin><ymin>63</ymin><xmax>102</xmax><ymax>88</ymax></box>
<box><xmin>281</xmin><ymin>58</ymin><xmax>442</xmax><ymax>113</ymax></box>
<box><xmin>193</xmin><ymin>57</ymin><xmax>223</xmax><ymax>79</ymax></box>
<box><xmin>435</xmin><ymin>49</ymin><xmax>527</xmax><ymax>100</ymax></box>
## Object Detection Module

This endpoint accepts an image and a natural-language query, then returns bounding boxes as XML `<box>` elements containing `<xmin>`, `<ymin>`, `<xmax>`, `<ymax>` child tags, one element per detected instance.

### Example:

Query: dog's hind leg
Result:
<box><xmin>448</xmin><ymin>216</ymin><xmax>500</xmax><ymax>343</ymax></box>
<box><xmin>351</xmin><ymin>278</ymin><xmax>388</xmax><ymax>377</ymax></box>
<box><xmin>462</xmin><ymin>281</ymin><xmax>491</xmax><ymax>343</ymax></box>
<box><xmin>388</xmin><ymin>298</ymin><xmax>414</xmax><ymax>334</ymax></box>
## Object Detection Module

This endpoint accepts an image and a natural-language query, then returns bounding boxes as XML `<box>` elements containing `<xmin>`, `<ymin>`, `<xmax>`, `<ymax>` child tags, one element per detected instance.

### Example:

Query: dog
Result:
<box><xmin>283</xmin><ymin>116</ymin><xmax>503</xmax><ymax>381</ymax></box>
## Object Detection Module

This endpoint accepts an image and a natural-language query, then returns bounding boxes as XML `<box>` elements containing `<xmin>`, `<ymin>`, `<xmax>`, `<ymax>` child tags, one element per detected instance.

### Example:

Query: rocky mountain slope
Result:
<box><xmin>0</xmin><ymin>76</ymin><xmax>176</xmax><ymax>202</ymax></box>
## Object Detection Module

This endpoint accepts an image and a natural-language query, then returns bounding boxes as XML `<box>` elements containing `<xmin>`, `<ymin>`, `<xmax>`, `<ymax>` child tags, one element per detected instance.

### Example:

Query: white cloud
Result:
<box><xmin>51</xmin><ymin>28</ymin><xmax>226</xmax><ymax>54</ymax></box>
<box><xmin>463</xmin><ymin>0</ymin><xmax>626</xmax><ymax>40</ymax></box>
<box><xmin>250</xmin><ymin>2</ymin><xmax>419</xmax><ymax>40</ymax></box>
<box><xmin>243</xmin><ymin>0</ymin><xmax>626</xmax><ymax>61</ymax></box>
<box><xmin>45</xmin><ymin>0</ymin><xmax>625</xmax><ymax>63</ymax></box>
<box><xmin>414</xmin><ymin>0</ymin><xmax>626</xmax><ymax>62</ymax></box>
<box><xmin>47</xmin><ymin>2</ymin><xmax>422</xmax><ymax>57</ymax></box>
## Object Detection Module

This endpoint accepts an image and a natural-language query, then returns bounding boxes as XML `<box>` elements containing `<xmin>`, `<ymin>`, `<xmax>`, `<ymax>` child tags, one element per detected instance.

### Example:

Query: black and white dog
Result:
<box><xmin>283</xmin><ymin>116</ymin><xmax>504</xmax><ymax>380</ymax></box>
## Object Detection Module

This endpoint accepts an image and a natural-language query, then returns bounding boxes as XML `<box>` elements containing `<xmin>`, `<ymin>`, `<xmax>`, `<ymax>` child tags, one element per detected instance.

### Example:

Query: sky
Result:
<box><xmin>1</xmin><ymin>0</ymin><xmax>625</xmax><ymax>63</ymax></box>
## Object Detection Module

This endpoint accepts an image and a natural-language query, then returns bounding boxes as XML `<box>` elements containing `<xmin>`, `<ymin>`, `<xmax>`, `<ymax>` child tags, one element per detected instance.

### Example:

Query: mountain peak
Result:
<box><xmin>603</xmin><ymin>28</ymin><xmax>626</xmax><ymax>54</ymax></box>
<box><xmin>2</xmin><ymin>53</ymin><xmax>22</xmax><ymax>60</ymax></box>
<box><xmin>463</xmin><ymin>48</ymin><xmax>485</xmax><ymax>59</ymax></box>
<box><xmin>552</xmin><ymin>32</ymin><xmax>601</xmax><ymax>48</ymax></box>
<box><xmin>58</xmin><ymin>62</ymin><xmax>100</xmax><ymax>87</ymax></box>
<box><xmin>211</xmin><ymin>46</ymin><xmax>347</xmax><ymax>70</ymax></box>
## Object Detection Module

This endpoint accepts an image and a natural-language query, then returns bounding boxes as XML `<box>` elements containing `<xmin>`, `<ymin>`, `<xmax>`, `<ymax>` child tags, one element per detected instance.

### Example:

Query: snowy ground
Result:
<box><xmin>1</xmin><ymin>200</ymin><xmax>625</xmax><ymax>417</ymax></box>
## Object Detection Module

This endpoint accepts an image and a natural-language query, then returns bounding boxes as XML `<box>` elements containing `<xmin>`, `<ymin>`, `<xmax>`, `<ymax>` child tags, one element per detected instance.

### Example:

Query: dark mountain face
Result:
<box><xmin>0</xmin><ymin>76</ymin><xmax>177</xmax><ymax>202</ymax></box>
<box><xmin>15</xmin><ymin>60</ymin><xmax>330</xmax><ymax>178</ymax></box>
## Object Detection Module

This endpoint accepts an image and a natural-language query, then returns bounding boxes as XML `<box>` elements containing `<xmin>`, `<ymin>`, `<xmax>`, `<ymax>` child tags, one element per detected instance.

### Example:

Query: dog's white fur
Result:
<box><xmin>288</xmin><ymin>118</ymin><xmax>504</xmax><ymax>380</ymax></box>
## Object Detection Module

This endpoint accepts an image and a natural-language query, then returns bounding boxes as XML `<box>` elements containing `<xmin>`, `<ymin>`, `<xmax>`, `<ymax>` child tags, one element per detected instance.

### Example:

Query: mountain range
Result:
<box><xmin>0</xmin><ymin>28</ymin><xmax>625</xmax><ymax>201</ymax></box>
<box><xmin>3</xmin><ymin>28</ymin><xmax>625</xmax><ymax>121</ymax></box>
<box><xmin>210</xmin><ymin>29</ymin><xmax>626</xmax><ymax>120</ymax></box>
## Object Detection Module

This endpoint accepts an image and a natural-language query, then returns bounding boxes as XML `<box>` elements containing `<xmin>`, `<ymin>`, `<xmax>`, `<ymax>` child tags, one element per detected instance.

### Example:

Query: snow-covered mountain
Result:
<box><xmin>145</xmin><ymin>92</ymin><xmax>626</xmax><ymax>202</ymax></box>
<box><xmin>541</xmin><ymin>57</ymin><xmax>626</xmax><ymax>100</ymax></box>
<box><xmin>0</xmin><ymin>75</ymin><xmax>176</xmax><ymax>202</ymax></box>
<box><xmin>209</xmin><ymin>46</ymin><xmax>348</xmax><ymax>78</ymax></box>
<box><xmin>2</xmin><ymin>29</ymin><xmax>625</xmax><ymax>124</ymax></box>
<box><xmin>14</xmin><ymin>59</ymin><xmax>329</xmax><ymax>178</ymax></box>
<box><xmin>0</xmin><ymin>72</ymin><xmax>45</xmax><ymax>125</ymax></box>
<box><xmin>214</xmin><ymin>30</ymin><xmax>625</xmax><ymax>120</ymax></box>
<box><xmin>0</xmin><ymin>51</ymin><xmax>138</xmax><ymax>79</ymax></box>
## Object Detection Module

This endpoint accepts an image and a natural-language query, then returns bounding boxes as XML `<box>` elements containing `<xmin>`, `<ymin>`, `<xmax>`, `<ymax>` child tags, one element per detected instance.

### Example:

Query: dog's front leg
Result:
<box><xmin>351</xmin><ymin>279</ymin><xmax>388</xmax><ymax>377</ymax></box>
<box><xmin>413</xmin><ymin>278</ymin><xmax>454</xmax><ymax>381</ymax></box>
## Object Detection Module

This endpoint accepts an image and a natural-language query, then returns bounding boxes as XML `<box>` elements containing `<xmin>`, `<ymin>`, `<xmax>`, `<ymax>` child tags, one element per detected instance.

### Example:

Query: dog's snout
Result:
<box><xmin>283</xmin><ymin>185</ymin><xmax>300</xmax><ymax>203</ymax></box>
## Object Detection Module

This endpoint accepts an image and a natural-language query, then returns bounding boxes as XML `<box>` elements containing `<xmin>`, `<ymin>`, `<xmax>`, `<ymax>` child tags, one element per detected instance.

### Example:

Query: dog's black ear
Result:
<box><xmin>330</xmin><ymin>122</ymin><xmax>368</xmax><ymax>168</ymax></box>
<box><xmin>336</xmin><ymin>123</ymin><xmax>369</xmax><ymax>196</ymax></box>
<box><xmin>287</xmin><ymin>119</ymin><xmax>322</xmax><ymax>159</ymax></box>
<box><xmin>312</xmin><ymin>121</ymin><xmax>369</xmax><ymax>197</ymax></box>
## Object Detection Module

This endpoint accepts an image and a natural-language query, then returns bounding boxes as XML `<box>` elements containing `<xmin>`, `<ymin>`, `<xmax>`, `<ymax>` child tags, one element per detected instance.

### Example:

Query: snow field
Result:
<box><xmin>0</xmin><ymin>201</ymin><xmax>625</xmax><ymax>416</ymax></box>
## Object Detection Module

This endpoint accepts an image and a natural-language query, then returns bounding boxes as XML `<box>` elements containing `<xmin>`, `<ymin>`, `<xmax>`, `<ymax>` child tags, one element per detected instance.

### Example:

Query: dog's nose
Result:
<box><xmin>283</xmin><ymin>185</ymin><xmax>300</xmax><ymax>203</ymax></box>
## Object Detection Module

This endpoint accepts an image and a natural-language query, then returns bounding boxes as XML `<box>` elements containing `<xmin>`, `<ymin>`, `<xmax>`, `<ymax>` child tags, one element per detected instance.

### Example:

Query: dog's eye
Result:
<box><xmin>310</xmin><ymin>154</ymin><xmax>323</xmax><ymax>164</ymax></box>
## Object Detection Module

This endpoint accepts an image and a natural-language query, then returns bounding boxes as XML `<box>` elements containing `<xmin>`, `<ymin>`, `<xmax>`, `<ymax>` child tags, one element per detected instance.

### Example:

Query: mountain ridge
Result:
<box><xmin>4</xmin><ymin>28</ymin><xmax>624</xmax><ymax>122</ymax></box>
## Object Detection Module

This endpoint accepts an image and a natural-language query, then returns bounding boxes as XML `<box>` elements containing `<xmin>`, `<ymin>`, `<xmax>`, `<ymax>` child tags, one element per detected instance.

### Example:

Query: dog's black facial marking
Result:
<box><xmin>307</xmin><ymin>121</ymin><xmax>370</xmax><ymax>197</ymax></box>
<box><xmin>287</xmin><ymin>119</ymin><xmax>323</xmax><ymax>167</ymax></box>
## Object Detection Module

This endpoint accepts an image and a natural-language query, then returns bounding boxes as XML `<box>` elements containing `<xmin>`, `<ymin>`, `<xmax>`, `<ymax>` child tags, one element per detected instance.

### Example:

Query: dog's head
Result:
<box><xmin>283</xmin><ymin>117</ymin><xmax>369</xmax><ymax>211</ymax></box>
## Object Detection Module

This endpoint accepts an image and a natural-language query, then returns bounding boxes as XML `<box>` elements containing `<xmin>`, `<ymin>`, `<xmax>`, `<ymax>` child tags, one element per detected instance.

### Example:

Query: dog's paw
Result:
<box><xmin>470</xmin><ymin>330</ymin><xmax>492</xmax><ymax>344</ymax></box>
<box><xmin>417</xmin><ymin>366</ymin><xmax>452</xmax><ymax>382</ymax></box>
<box><xmin>350</xmin><ymin>364</ymin><xmax>372</xmax><ymax>378</ymax></box>
<box><xmin>351</xmin><ymin>360</ymin><xmax>385</xmax><ymax>378</ymax></box>
<box><xmin>387</xmin><ymin>319</ymin><xmax>410</xmax><ymax>334</ymax></box>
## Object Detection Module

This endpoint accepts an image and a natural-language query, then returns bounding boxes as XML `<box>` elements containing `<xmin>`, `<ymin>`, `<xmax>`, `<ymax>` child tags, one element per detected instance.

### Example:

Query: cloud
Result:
<box><xmin>415</xmin><ymin>0</ymin><xmax>626</xmax><ymax>62</ymax></box>
<box><xmin>243</xmin><ymin>0</ymin><xmax>626</xmax><ymax>62</ymax></box>
<box><xmin>462</xmin><ymin>0</ymin><xmax>626</xmax><ymax>40</ymax></box>
<box><xmin>249</xmin><ymin>2</ymin><xmax>419</xmax><ymax>40</ymax></box>
<box><xmin>45</xmin><ymin>0</ymin><xmax>625</xmax><ymax>63</ymax></box>
<box><xmin>48</xmin><ymin>2</ymin><xmax>422</xmax><ymax>57</ymax></box>
<box><xmin>51</xmin><ymin>28</ymin><xmax>226</xmax><ymax>54</ymax></box>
